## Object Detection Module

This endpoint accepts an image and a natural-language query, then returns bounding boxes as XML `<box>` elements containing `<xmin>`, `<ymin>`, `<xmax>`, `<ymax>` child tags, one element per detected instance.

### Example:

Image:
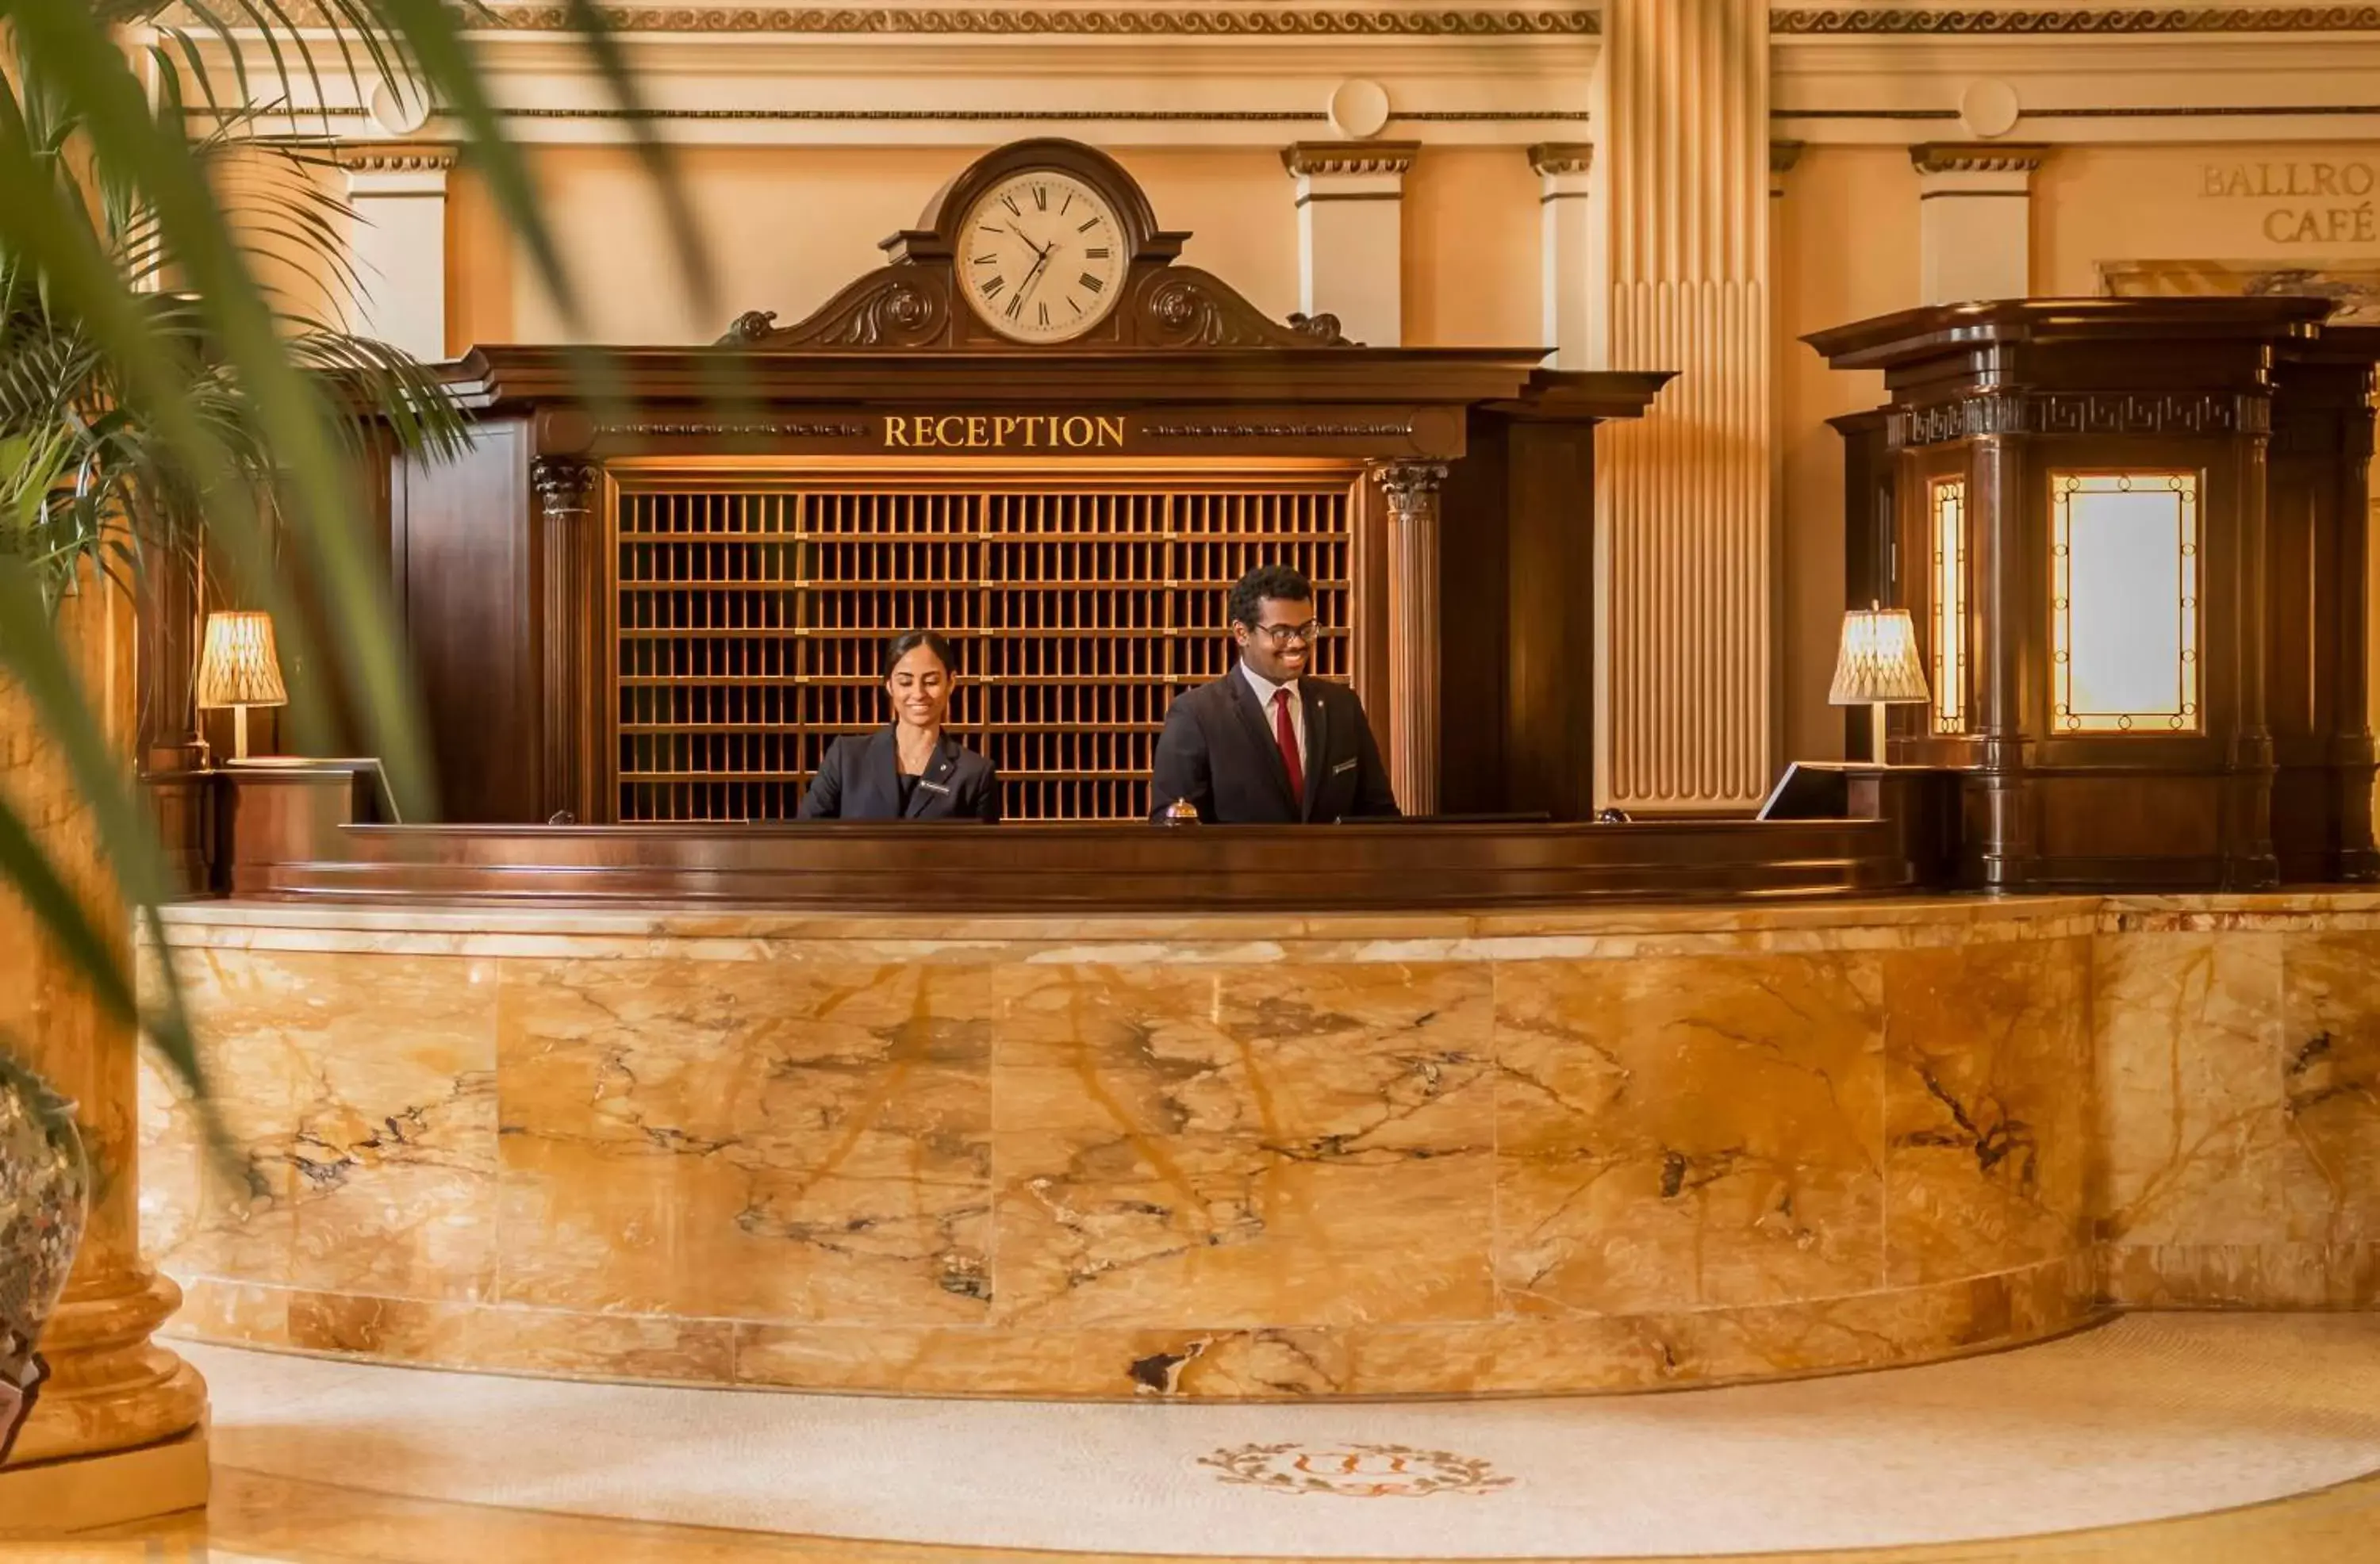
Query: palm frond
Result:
<box><xmin>3</xmin><ymin>0</ymin><xmax>707</xmax><ymax>1166</ymax></box>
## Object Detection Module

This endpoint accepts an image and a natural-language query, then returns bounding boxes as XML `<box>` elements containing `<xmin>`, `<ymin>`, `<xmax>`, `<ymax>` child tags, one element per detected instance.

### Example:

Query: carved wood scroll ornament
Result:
<box><xmin>715</xmin><ymin>137</ymin><xmax>1356</xmax><ymax>351</ymax></box>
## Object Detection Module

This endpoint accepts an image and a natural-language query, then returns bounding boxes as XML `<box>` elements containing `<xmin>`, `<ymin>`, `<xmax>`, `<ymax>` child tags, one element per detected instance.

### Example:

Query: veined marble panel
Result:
<box><xmin>164</xmin><ymin>1257</ymin><xmax>2101</xmax><ymax>1401</ymax></box>
<box><xmin>1882</xmin><ymin>937</ymin><xmax>2092</xmax><ymax>1286</ymax></box>
<box><xmin>140</xmin><ymin>893</ymin><xmax>2380</xmax><ymax>1398</ymax></box>
<box><xmin>493</xmin><ymin>958</ymin><xmax>994</xmax><ymax>1324</ymax></box>
<box><xmin>992</xmin><ymin>963</ymin><xmax>1497</xmax><ymax>1330</ymax></box>
<box><xmin>2278</xmin><ymin>931</ymin><xmax>2380</xmax><ymax>1248</ymax></box>
<box><xmin>1495</xmin><ymin>953</ymin><xmax>1888</xmax><ymax>1315</ymax></box>
<box><xmin>144</xmin><ymin>946</ymin><xmax>497</xmax><ymax>1301</ymax></box>
<box><xmin>2104</xmin><ymin>1242</ymin><xmax>2380</xmax><ymax>1310</ymax></box>
<box><xmin>2095</xmin><ymin>931</ymin><xmax>2293</xmax><ymax>1249</ymax></box>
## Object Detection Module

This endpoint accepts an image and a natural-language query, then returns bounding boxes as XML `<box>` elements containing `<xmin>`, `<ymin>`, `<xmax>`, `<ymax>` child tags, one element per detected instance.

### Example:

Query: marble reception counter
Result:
<box><xmin>136</xmin><ymin>894</ymin><xmax>2378</xmax><ymax>1400</ymax></box>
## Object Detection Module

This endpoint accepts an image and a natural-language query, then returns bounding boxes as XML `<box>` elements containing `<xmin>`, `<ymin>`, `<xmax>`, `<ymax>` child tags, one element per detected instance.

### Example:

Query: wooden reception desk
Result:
<box><xmin>245</xmin><ymin>814</ymin><xmax>1917</xmax><ymax>909</ymax></box>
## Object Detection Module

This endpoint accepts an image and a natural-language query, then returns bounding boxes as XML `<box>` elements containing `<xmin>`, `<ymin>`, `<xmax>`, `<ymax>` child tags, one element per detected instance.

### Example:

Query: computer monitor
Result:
<box><xmin>1755</xmin><ymin>762</ymin><xmax>1853</xmax><ymax>822</ymax></box>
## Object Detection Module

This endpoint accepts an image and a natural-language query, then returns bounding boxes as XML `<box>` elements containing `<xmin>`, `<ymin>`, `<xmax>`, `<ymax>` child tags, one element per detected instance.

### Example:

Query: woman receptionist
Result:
<box><xmin>797</xmin><ymin>630</ymin><xmax>1001</xmax><ymax>821</ymax></box>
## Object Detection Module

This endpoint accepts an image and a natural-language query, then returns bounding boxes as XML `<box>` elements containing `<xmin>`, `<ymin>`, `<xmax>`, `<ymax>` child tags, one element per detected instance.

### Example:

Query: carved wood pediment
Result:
<box><xmin>717</xmin><ymin>138</ymin><xmax>1353</xmax><ymax>351</ymax></box>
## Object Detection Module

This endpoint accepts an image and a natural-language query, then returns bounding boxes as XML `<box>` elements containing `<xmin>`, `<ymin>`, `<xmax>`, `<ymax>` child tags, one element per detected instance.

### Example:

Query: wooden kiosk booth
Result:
<box><xmin>391</xmin><ymin>140</ymin><xmax>1664</xmax><ymax>835</ymax></box>
<box><xmin>1810</xmin><ymin>298</ymin><xmax>2380</xmax><ymax>891</ymax></box>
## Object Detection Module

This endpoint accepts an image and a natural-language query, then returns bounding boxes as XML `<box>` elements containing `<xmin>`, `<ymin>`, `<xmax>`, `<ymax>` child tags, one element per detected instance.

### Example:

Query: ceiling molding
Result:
<box><xmin>486</xmin><ymin>5</ymin><xmax>1599</xmax><ymax>34</ymax></box>
<box><xmin>1769</xmin><ymin>6</ymin><xmax>2380</xmax><ymax>33</ymax></box>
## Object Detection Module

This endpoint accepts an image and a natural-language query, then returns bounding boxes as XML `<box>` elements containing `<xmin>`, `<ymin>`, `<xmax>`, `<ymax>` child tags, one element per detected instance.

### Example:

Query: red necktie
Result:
<box><xmin>1272</xmin><ymin>687</ymin><xmax>1305</xmax><ymax>809</ymax></box>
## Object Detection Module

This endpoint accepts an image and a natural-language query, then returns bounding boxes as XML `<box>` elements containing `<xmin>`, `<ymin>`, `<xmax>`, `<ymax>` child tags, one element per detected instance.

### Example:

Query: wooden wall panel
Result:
<box><xmin>399</xmin><ymin>420</ymin><xmax>536</xmax><ymax>822</ymax></box>
<box><xmin>1503</xmin><ymin>420</ymin><xmax>1599</xmax><ymax>822</ymax></box>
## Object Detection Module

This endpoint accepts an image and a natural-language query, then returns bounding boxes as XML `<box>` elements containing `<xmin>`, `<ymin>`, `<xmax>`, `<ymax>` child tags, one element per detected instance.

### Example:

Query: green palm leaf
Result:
<box><xmin>1</xmin><ymin>0</ymin><xmax>706</xmax><ymax>1166</ymax></box>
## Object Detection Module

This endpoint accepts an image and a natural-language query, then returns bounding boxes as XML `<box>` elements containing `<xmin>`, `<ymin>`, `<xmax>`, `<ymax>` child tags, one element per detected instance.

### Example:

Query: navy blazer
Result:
<box><xmin>1148</xmin><ymin>673</ymin><xmax>1399</xmax><ymax>824</ymax></box>
<box><xmin>797</xmin><ymin>728</ymin><xmax>1001</xmax><ymax>822</ymax></box>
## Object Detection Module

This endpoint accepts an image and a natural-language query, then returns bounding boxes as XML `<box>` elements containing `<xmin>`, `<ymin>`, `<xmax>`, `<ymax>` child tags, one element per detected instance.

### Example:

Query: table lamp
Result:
<box><xmin>195</xmin><ymin>610</ymin><xmax>287</xmax><ymax>762</ymax></box>
<box><xmin>1828</xmin><ymin>603</ymin><xmax>1929</xmax><ymax>763</ymax></box>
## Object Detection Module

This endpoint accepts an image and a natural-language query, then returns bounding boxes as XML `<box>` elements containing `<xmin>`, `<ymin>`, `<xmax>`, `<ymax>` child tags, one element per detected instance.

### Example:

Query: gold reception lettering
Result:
<box><xmin>2202</xmin><ymin>162</ymin><xmax>2380</xmax><ymax>245</ymax></box>
<box><xmin>880</xmin><ymin>412</ymin><xmax>1129</xmax><ymax>450</ymax></box>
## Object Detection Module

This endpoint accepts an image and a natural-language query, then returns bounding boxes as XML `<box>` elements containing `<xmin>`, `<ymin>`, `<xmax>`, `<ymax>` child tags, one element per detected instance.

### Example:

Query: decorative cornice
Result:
<box><xmin>1528</xmin><ymin>140</ymin><xmax>1593</xmax><ymax>178</ymax></box>
<box><xmin>1909</xmin><ymin>141</ymin><xmax>2050</xmax><ymax>174</ymax></box>
<box><xmin>1771</xmin><ymin>6</ymin><xmax>2380</xmax><ymax>34</ymax></box>
<box><xmin>591</xmin><ymin>420</ymin><xmax>869</xmax><ymax>437</ymax></box>
<box><xmin>165</xmin><ymin>2</ymin><xmax>2380</xmax><ymax>41</ymax></box>
<box><xmin>1146</xmin><ymin>420</ymin><xmax>1415</xmax><ymax>438</ymax></box>
<box><xmin>332</xmin><ymin>143</ymin><xmax>459</xmax><ymax>173</ymax></box>
<box><xmin>1892</xmin><ymin>390</ymin><xmax>2271</xmax><ymax>447</ymax></box>
<box><xmin>490</xmin><ymin>6</ymin><xmax>1601</xmax><ymax>35</ymax></box>
<box><xmin>1282</xmin><ymin>140</ymin><xmax>1421</xmax><ymax>178</ymax></box>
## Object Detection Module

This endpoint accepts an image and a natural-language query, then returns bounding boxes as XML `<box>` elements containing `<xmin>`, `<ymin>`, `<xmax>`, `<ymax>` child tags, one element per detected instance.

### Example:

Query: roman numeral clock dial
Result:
<box><xmin>957</xmin><ymin>171</ymin><xmax>1125</xmax><ymax>344</ymax></box>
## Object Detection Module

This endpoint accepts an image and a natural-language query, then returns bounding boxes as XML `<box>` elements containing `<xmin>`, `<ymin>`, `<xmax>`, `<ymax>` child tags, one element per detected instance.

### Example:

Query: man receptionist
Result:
<box><xmin>1150</xmin><ymin>563</ymin><xmax>1400</xmax><ymax>823</ymax></box>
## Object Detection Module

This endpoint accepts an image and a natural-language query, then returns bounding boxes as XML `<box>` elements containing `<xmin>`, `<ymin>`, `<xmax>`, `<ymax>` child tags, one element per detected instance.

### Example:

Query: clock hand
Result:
<box><xmin>1016</xmin><ymin>243</ymin><xmax>1056</xmax><ymax>304</ymax></box>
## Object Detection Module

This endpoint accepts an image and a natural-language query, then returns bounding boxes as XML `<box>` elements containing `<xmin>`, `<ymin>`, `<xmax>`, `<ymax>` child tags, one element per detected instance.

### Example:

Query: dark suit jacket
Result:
<box><xmin>1149</xmin><ymin>672</ymin><xmax>1399</xmax><ymax>823</ymax></box>
<box><xmin>797</xmin><ymin>728</ymin><xmax>1001</xmax><ymax>822</ymax></box>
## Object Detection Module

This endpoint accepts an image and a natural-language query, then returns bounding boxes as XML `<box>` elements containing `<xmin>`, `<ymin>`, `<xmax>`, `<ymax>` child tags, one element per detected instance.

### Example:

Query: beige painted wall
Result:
<box><xmin>1775</xmin><ymin>146</ymin><xmax>1922</xmax><ymax>765</ymax></box>
<box><xmin>445</xmin><ymin>144</ymin><xmax>1307</xmax><ymax>351</ymax></box>
<box><xmin>443</xmin><ymin>142</ymin><xmax>1545</xmax><ymax>353</ymax></box>
<box><xmin>1404</xmin><ymin>147</ymin><xmax>1543</xmax><ymax>350</ymax></box>
<box><xmin>2036</xmin><ymin>141</ymin><xmax>2380</xmax><ymax>297</ymax></box>
<box><xmin>217</xmin><ymin>145</ymin><xmax>351</xmax><ymax>332</ymax></box>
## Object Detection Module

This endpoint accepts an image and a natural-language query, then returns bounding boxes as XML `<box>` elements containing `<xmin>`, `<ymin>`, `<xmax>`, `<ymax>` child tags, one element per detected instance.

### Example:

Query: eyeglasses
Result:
<box><xmin>1247</xmin><ymin>621</ymin><xmax>1321</xmax><ymax>646</ymax></box>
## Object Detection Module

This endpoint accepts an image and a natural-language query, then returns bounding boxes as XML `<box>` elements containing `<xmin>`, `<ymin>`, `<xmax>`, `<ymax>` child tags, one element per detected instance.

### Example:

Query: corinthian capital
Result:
<box><xmin>532</xmin><ymin>458</ymin><xmax>597</xmax><ymax>521</ymax></box>
<box><xmin>1372</xmin><ymin>461</ymin><xmax>1448</xmax><ymax>522</ymax></box>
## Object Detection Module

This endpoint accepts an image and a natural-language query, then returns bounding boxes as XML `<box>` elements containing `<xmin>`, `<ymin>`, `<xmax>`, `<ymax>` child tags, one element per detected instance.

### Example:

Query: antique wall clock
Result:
<box><xmin>716</xmin><ymin>137</ymin><xmax>1353</xmax><ymax>351</ymax></box>
<box><xmin>954</xmin><ymin>169</ymin><xmax>1126</xmax><ymax>343</ymax></box>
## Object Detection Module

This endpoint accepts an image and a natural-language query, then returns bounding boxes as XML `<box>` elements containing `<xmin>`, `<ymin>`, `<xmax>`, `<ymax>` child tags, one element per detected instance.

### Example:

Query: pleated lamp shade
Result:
<box><xmin>1827</xmin><ymin>607</ymin><xmax>1929</xmax><ymax>707</ymax></box>
<box><xmin>195</xmin><ymin>611</ymin><xmax>288</xmax><ymax>710</ymax></box>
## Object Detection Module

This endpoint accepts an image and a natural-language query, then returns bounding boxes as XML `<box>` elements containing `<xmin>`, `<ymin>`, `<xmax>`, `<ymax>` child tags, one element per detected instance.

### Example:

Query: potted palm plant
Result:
<box><xmin>0</xmin><ymin>68</ymin><xmax>473</xmax><ymax>1459</ymax></box>
<box><xmin>0</xmin><ymin>0</ymin><xmax>708</xmax><ymax>1472</ymax></box>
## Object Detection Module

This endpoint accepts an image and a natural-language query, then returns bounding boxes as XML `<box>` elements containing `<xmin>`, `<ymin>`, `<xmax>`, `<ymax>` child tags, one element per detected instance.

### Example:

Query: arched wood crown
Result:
<box><xmin>718</xmin><ymin>139</ymin><xmax>1354</xmax><ymax>351</ymax></box>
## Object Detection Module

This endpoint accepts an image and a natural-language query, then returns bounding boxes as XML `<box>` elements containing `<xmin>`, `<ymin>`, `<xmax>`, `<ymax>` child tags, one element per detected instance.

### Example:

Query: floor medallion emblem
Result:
<box><xmin>1200</xmin><ymin>1441</ymin><xmax>1514</xmax><ymax>1497</ymax></box>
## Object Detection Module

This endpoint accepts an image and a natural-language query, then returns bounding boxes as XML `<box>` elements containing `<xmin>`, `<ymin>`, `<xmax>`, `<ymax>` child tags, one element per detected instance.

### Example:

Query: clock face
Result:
<box><xmin>955</xmin><ymin>171</ymin><xmax>1126</xmax><ymax>343</ymax></box>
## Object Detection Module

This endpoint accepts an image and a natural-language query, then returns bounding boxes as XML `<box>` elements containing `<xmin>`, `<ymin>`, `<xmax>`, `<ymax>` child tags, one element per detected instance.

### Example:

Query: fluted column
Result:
<box><xmin>0</xmin><ymin>572</ymin><xmax>208</xmax><ymax>1527</ymax></box>
<box><xmin>1595</xmin><ymin>0</ymin><xmax>1772</xmax><ymax>811</ymax></box>
<box><xmin>534</xmin><ymin>458</ymin><xmax>598</xmax><ymax>824</ymax></box>
<box><xmin>1373</xmin><ymin>461</ymin><xmax>1446</xmax><ymax>815</ymax></box>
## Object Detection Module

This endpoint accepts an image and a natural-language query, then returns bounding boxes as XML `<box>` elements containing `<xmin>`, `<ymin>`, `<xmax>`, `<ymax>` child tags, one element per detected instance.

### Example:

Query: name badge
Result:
<box><xmin>918</xmin><ymin>779</ymin><xmax>953</xmax><ymax>795</ymax></box>
<box><xmin>1331</xmin><ymin>758</ymin><xmax>1357</xmax><ymax>776</ymax></box>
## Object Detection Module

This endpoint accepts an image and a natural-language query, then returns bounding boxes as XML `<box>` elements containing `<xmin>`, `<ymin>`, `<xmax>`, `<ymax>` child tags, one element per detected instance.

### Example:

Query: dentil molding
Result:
<box><xmin>1909</xmin><ymin>140</ymin><xmax>2050</xmax><ymax>174</ymax></box>
<box><xmin>488</xmin><ymin>5</ymin><xmax>1601</xmax><ymax>33</ymax></box>
<box><xmin>1527</xmin><ymin>140</ymin><xmax>1593</xmax><ymax>177</ymax></box>
<box><xmin>331</xmin><ymin>143</ymin><xmax>459</xmax><ymax>173</ymax></box>
<box><xmin>1282</xmin><ymin>140</ymin><xmax>1421</xmax><ymax>176</ymax></box>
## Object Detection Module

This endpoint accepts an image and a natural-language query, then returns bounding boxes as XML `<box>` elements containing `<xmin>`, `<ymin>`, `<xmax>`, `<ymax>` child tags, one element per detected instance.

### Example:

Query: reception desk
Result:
<box><xmin>136</xmin><ymin>864</ymin><xmax>2380</xmax><ymax>1401</ymax></box>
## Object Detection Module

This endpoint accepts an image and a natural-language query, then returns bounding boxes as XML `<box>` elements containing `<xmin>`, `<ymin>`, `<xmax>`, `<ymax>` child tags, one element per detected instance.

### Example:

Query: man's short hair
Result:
<box><xmin>1229</xmin><ymin>563</ymin><xmax>1314</xmax><ymax>628</ymax></box>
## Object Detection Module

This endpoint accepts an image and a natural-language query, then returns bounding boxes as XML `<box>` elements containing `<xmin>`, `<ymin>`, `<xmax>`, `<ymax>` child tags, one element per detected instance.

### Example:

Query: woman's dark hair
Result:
<box><xmin>883</xmin><ymin>628</ymin><xmax>955</xmax><ymax>678</ymax></box>
<box><xmin>1228</xmin><ymin>563</ymin><xmax>1314</xmax><ymax>628</ymax></box>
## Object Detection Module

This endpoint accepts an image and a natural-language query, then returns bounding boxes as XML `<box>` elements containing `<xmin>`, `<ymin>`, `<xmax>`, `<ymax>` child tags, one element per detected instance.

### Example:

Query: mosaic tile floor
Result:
<box><xmin>25</xmin><ymin>1313</ymin><xmax>2380</xmax><ymax>1562</ymax></box>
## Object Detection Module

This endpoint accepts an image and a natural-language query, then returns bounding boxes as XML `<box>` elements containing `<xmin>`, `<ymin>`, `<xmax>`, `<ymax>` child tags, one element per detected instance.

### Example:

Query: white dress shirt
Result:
<box><xmin>1238</xmin><ymin>661</ymin><xmax>1307</xmax><ymax>775</ymax></box>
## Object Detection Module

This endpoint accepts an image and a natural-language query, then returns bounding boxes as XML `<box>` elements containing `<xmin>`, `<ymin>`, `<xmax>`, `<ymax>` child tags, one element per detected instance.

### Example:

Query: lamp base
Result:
<box><xmin>1869</xmin><ymin>702</ymin><xmax>1887</xmax><ymax>765</ymax></box>
<box><xmin>232</xmin><ymin>704</ymin><xmax>250</xmax><ymax>762</ymax></box>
